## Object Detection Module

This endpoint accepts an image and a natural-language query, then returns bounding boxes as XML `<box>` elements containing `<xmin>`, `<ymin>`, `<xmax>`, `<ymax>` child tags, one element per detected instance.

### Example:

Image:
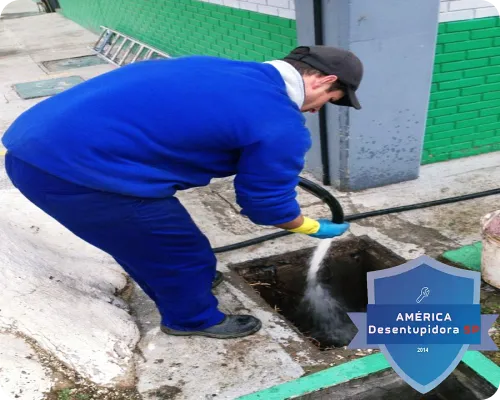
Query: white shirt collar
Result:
<box><xmin>264</xmin><ymin>60</ymin><xmax>305</xmax><ymax>109</ymax></box>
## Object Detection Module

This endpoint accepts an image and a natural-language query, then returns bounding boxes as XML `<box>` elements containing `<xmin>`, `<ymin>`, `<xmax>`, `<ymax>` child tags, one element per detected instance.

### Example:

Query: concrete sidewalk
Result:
<box><xmin>0</xmin><ymin>3</ymin><xmax>499</xmax><ymax>400</ymax></box>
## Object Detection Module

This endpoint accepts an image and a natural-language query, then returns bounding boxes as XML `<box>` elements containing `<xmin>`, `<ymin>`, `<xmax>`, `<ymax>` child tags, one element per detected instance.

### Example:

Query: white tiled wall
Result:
<box><xmin>199</xmin><ymin>0</ymin><xmax>296</xmax><ymax>19</ymax></box>
<box><xmin>199</xmin><ymin>0</ymin><xmax>499</xmax><ymax>23</ymax></box>
<box><xmin>440</xmin><ymin>0</ymin><xmax>498</xmax><ymax>21</ymax></box>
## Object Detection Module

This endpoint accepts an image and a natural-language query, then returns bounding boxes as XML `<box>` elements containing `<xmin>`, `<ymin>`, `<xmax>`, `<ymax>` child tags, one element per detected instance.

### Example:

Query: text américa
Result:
<box><xmin>368</xmin><ymin>312</ymin><xmax>460</xmax><ymax>336</ymax></box>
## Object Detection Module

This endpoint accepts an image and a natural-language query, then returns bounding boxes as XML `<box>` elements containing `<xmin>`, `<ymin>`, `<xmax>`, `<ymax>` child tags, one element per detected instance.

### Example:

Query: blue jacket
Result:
<box><xmin>2</xmin><ymin>56</ymin><xmax>312</xmax><ymax>226</ymax></box>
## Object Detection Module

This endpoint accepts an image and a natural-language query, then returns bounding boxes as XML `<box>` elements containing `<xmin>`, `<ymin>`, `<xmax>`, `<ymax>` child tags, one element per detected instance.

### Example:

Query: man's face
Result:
<box><xmin>301</xmin><ymin>74</ymin><xmax>345</xmax><ymax>113</ymax></box>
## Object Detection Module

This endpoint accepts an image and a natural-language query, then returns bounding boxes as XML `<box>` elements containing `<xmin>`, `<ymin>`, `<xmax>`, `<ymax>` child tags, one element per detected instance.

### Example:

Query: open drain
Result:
<box><xmin>231</xmin><ymin>236</ymin><xmax>405</xmax><ymax>349</ymax></box>
<box><xmin>233</xmin><ymin>238</ymin><xmax>500</xmax><ymax>399</ymax></box>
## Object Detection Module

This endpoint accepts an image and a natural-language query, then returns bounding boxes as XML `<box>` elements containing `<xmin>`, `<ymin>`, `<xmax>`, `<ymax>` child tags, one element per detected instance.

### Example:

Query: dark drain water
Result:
<box><xmin>232</xmin><ymin>236</ymin><xmax>405</xmax><ymax>349</ymax></box>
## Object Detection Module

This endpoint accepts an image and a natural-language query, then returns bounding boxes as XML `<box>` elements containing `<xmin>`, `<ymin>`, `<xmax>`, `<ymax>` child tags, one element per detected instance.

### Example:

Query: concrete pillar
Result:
<box><xmin>295</xmin><ymin>0</ymin><xmax>326</xmax><ymax>183</ymax></box>
<box><xmin>296</xmin><ymin>0</ymin><xmax>441</xmax><ymax>190</ymax></box>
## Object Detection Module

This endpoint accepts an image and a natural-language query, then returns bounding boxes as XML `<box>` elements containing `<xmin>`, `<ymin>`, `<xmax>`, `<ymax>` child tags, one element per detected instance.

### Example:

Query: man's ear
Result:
<box><xmin>311</xmin><ymin>74</ymin><xmax>338</xmax><ymax>89</ymax></box>
<box><xmin>321</xmin><ymin>75</ymin><xmax>339</xmax><ymax>86</ymax></box>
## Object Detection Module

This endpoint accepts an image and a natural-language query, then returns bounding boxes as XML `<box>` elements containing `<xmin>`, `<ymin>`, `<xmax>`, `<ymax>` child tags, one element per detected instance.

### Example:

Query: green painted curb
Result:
<box><xmin>442</xmin><ymin>242</ymin><xmax>483</xmax><ymax>271</ymax></box>
<box><xmin>463</xmin><ymin>351</ymin><xmax>500</xmax><ymax>389</ymax></box>
<box><xmin>237</xmin><ymin>351</ymin><xmax>500</xmax><ymax>399</ymax></box>
<box><xmin>236</xmin><ymin>353</ymin><xmax>391</xmax><ymax>399</ymax></box>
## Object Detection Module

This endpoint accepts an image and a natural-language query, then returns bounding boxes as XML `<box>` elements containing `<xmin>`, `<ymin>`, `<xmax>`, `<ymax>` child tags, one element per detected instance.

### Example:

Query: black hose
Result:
<box><xmin>213</xmin><ymin>177</ymin><xmax>344</xmax><ymax>254</ymax></box>
<box><xmin>295</xmin><ymin>177</ymin><xmax>344</xmax><ymax>223</ymax></box>
<box><xmin>343</xmin><ymin>188</ymin><xmax>500</xmax><ymax>222</ymax></box>
<box><xmin>212</xmin><ymin>176</ymin><xmax>500</xmax><ymax>254</ymax></box>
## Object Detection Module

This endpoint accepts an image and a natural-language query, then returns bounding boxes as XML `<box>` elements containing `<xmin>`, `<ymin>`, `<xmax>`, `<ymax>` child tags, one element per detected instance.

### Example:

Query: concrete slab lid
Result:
<box><xmin>237</xmin><ymin>351</ymin><xmax>500</xmax><ymax>399</ymax></box>
<box><xmin>40</xmin><ymin>55</ymin><xmax>109</xmax><ymax>72</ymax></box>
<box><xmin>12</xmin><ymin>75</ymin><xmax>84</xmax><ymax>99</ymax></box>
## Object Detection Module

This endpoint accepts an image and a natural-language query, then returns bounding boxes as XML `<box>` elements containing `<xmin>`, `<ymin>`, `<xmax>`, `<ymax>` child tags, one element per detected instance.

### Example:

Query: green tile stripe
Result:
<box><xmin>424</xmin><ymin>16</ymin><xmax>500</xmax><ymax>165</ymax></box>
<box><xmin>237</xmin><ymin>351</ymin><xmax>499</xmax><ymax>399</ymax></box>
<box><xmin>58</xmin><ymin>0</ymin><xmax>297</xmax><ymax>62</ymax></box>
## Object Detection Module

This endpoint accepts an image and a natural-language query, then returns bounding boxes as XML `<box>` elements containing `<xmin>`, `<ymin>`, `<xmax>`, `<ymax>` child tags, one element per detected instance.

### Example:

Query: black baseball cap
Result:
<box><xmin>283</xmin><ymin>45</ymin><xmax>363</xmax><ymax>110</ymax></box>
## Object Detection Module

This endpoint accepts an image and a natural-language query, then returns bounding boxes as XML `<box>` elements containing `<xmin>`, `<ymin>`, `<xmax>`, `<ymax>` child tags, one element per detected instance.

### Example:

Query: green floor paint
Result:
<box><xmin>237</xmin><ymin>351</ymin><xmax>499</xmax><ymax>399</ymax></box>
<box><xmin>236</xmin><ymin>353</ymin><xmax>391</xmax><ymax>400</ymax></box>
<box><xmin>442</xmin><ymin>242</ymin><xmax>483</xmax><ymax>271</ymax></box>
<box><xmin>463</xmin><ymin>351</ymin><xmax>500</xmax><ymax>389</ymax></box>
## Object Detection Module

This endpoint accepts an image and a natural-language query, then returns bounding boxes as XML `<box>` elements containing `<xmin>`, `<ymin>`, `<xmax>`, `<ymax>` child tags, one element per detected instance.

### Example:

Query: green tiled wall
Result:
<box><xmin>423</xmin><ymin>16</ymin><xmax>500</xmax><ymax>164</ymax></box>
<box><xmin>59</xmin><ymin>1</ymin><xmax>500</xmax><ymax>164</ymax></box>
<box><xmin>58</xmin><ymin>0</ymin><xmax>297</xmax><ymax>61</ymax></box>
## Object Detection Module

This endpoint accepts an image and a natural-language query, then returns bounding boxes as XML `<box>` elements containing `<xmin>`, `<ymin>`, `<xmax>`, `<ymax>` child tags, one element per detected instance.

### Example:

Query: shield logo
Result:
<box><xmin>347</xmin><ymin>255</ymin><xmax>498</xmax><ymax>394</ymax></box>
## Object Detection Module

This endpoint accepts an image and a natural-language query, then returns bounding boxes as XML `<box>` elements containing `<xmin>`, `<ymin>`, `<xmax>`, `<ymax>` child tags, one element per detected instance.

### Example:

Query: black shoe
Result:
<box><xmin>212</xmin><ymin>271</ymin><xmax>223</xmax><ymax>289</ymax></box>
<box><xmin>161</xmin><ymin>315</ymin><xmax>262</xmax><ymax>339</ymax></box>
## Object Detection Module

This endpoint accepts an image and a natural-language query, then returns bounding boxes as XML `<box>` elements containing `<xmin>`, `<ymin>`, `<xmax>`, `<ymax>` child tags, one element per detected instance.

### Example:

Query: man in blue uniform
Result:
<box><xmin>2</xmin><ymin>45</ymin><xmax>363</xmax><ymax>339</ymax></box>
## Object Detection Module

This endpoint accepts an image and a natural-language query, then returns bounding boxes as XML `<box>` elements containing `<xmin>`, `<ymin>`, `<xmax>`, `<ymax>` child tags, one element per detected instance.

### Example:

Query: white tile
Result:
<box><xmin>267</xmin><ymin>0</ymin><xmax>290</xmax><ymax>8</ymax></box>
<box><xmin>449</xmin><ymin>0</ymin><xmax>494</xmax><ymax>11</ymax></box>
<box><xmin>210</xmin><ymin>0</ymin><xmax>224</xmax><ymax>4</ymax></box>
<box><xmin>222</xmin><ymin>0</ymin><xmax>241</xmax><ymax>8</ymax></box>
<box><xmin>475</xmin><ymin>5</ymin><xmax>500</xmax><ymax>16</ymax></box>
<box><xmin>440</xmin><ymin>1</ymin><xmax>449</xmax><ymax>12</ymax></box>
<box><xmin>439</xmin><ymin>9</ymin><xmax>475</xmax><ymax>21</ymax></box>
<box><xmin>239</xmin><ymin>2</ymin><xmax>258</xmax><ymax>11</ymax></box>
<box><xmin>290</xmin><ymin>0</ymin><xmax>295</xmax><ymax>10</ymax></box>
<box><xmin>278</xmin><ymin>8</ymin><xmax>296</xmax><ymax>19</ymax></box>
<box><xmin>257</xmin><ymin>4</ymin><xmax>280</xmax><ymax>15</ymax></box>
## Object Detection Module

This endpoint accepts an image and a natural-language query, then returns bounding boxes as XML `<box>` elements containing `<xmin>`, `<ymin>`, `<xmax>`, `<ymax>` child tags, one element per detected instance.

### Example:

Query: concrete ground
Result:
<box><xmin>0</xmin><ymin>2</ymin><xmax>499</xmax><ymax>399</ymax></box>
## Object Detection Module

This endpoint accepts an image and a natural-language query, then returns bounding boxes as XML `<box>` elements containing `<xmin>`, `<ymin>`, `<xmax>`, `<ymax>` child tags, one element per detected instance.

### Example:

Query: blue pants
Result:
<box><xmin>5</xmin><ymin>153</ymin><xmax>225</xmax><ymax>330</ymax></box>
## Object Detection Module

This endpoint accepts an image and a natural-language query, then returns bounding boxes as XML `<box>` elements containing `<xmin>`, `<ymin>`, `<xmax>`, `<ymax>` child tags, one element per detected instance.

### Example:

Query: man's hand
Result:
<box><xmin>308</xmin><ymin>219</ymin><xmax>350</xmax><ymax>239</ymax></box>
<box><xmin>277</xmin><ymin>216</ymin><xmax>349</xmax><ymax>239</ymax></box>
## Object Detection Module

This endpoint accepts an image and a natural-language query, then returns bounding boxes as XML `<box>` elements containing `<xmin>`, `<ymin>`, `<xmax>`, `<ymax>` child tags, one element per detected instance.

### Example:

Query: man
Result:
<box><xmin>2</xmin><ymin>45</ymin><xmax>363</xmax><ymax>339</ymax></box>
